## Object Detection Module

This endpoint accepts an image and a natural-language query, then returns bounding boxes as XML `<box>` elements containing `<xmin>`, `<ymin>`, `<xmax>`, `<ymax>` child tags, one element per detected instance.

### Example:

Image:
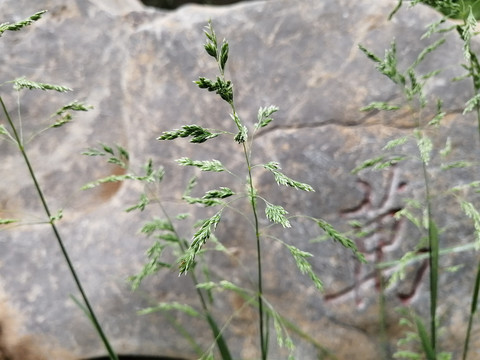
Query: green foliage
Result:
<box><xmin>195</xmin><ymin>76</ymin><xmax>233</xmax><ymax>103</ymax></box>
<box><xmin>183</xmin><ymin>187</ymin><xmax>234</xmax><ymax>207</ymax></box>
<box><xmin>392</xmin><ymin>0</ymin><xmax>480</xmax><ymax>21</ymax></box>
<box><xmin>138</xmin><ymin>301</ymin><xmax>201</xmax><ymax>317</ymax></box>
<box><xmin>265</xmin><ymin>203</ymin><xmax>291</xmax><ymax>228</ymax></box>
<box><xmin>179</xmin><ymin>211</ymin><xmax>222</xmax><ymax>274</ymax></box>
<box><xmin>12</xmin><ymin>76</ymin><xmax>72</xmax><ymax>92</ymax></box>
<box><xmin>82</xmin><ymin>143</ymin><xmax>130</xmax><ymax>169</ymax></box>
<box><xmin>129</xmin><ymin>240</ymin><xmax>172</xmax><ymax>290</ymax></box>
<box><xmin>263</xmin><ymin>162</ymin><xmax>315</xmax><ymax>191</ymax></box>
<box><xmin>176</xmin><ymin>157</ymin><xmax>225</xmax><ymax>172</ymax></box>
<box><xmin>285</xmin><ymin>244</ymin><xmax>323</xmax><ymax>290</ymax></box>
<box><xmin>0</xmin><ymin>11</ymin><xmax>46</xmax><ymax>35</ymax></box>
<box><xmin>316</xmin><ymin>219</ymin><xmax>366</xmax><ymax>263</ymax></box>
<box><xmin>255</xmin><ymin>105</ymin><xmax>279</xmax><ymax>129</ymax></box>
<box><xmin>81</xmin><ymin>147</ymin><xmax>163</xmax><ymax>190</ymax></box>
<box><xmin>461</xmin><ymin>201</ymin><xmax>480</xmax><ymax>248</ymax></box>
<box><xmin>50</xmin><ymin>101</ymin><xmax>92</xmax><ymax>128</ymax></box>
<box><xmin>158</xmin><ymin>124</ymin><xmax>220</xmax><ymax>143</ymax></box>
<box><xmin>0</xmin><ymin>218</ymin><xmax>19</xmax><ymax>225</ymax></box>
<box><xmin>352</xmin><ymin>155</ymin><xmax>408</xmax><ymax>174</ymax></box>
<box><xmin>359</xmin><ymin>2</ymin><xmax>480</xmax><ymax>359</ymax></box>
<box><xmin>0</xmin><ymin>11</ymin><xmax>118</xmax><ymax>360</ymax></box>
<box><xmin>128</xmin><ymin>20</ymin><xmax>362</xmax><ymax>360</ymax></box>
<box><xmin>360</xmin><ymin>102</ymin><xmax>400</xmax><ymax>111</ymax></box>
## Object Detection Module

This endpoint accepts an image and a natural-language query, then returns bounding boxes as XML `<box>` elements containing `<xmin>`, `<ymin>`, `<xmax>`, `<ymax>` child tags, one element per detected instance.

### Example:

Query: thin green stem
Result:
<box><xmin>475</xmin><ymin>97</ymin><xmax>480</xmax><ymax>141</ymax></box>
<box><xmin>377</xmin><ymin>269</ymin><xmax>390</xmax><ymax>359</ymax></box>
<box><xmin>421</xmin><ymin>158</ymin><xmax>437</xmax><ymax>358</ymax></box>
<box><xmin>213</xmin><ymin>23</ymin><xmax>267</xmax><ymax>357</ymax></box>
<box><xmin>462</xmin><ymin>257</ymin><xmax>480</xmax><ymax>360</ymax></box>
<box><xmin>242</xmin><ymin>140</ymin><xmax>267</xmax><ymax>360</ymax></box>
<box><xmin>462</xmin><ymin>48</ymin><xmax>480</xmax><ymax>360</ymax></box>
<box><xmin>0</xmin><ymin>96</ymin><xmax>118</xmax><ymax>360</ymax></box>
<box><xmin>156</xmin><ymin>199</ymin><xmax>232</xmax><ymax>360</ymax></box>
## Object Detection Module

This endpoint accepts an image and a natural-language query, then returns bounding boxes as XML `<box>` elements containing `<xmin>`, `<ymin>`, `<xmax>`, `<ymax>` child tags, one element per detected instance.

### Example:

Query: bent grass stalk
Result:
<box><xmin>157</xmin><ymin>20</ymin><xmax>365</xmax><ymax>359</ymax></box>
<box><xmin>399</xmin><ymin>2</ymin><xmax>480</xmax><ymax>358</ymax></box>
<box><xmin>85</xmin><ymin>18</ymin><xmax>364</xmax><ymax>360</ymax></box>
<box><xmin>0</xmin><ymin>94</ymin><xmax>118</xmax><ymax>360</ymax></box>
<box><xmin>361</xmin><ymin>1</ymin><xmax>480</xmax><ymax>358</ymax></box>
<box><xmin>148</xmin><ymin>197</ymin><xmax>233</xmax><ymax>360</ymax></box>
<box><xmin>0</xmin><ymin>12</ymin><xmax>118</xmax><ymax>360</ymax></box>
<box><xmin>358</xmin><ymin>15</ymin><xmax>447</xmax><ymax>356</ymax></box>
<box><xmin>82</xmin><ymin>145</ymin><xmax>232</xmax><ymax>359</ymax></box>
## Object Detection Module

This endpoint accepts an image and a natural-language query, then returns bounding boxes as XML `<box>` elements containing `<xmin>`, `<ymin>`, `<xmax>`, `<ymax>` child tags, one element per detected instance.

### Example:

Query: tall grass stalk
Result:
<box><xmin>0</xmin><ymin>94</ymin><xmax>118</xmax><ymax>360</ymax></box>
<box><xmin>358</xmin><ymin>8</ymin><xmax>448</xmax><ymax>354</ymax></box>
<box><xmin>462</xmin><ymin>259</ymin><xmax>480</xmax><ymax>360</ymax></box>
<box><xmin>0</xmin><ymin>11</ymin><xmax>118</xmax><ymax>360</ymax></box>
<box><xmin>156</xmin><ymin>201</ymin><xmax>232</xmax><ymax>360</ymax></box>
<box><xmin>153</xmin><ymin>20</ymin><xmax>365</xmax><ymax>358</ymax></box>
<box><xmin>418</xmin><ymin>2</ymin><xmax>480</xmax><ymax>357</ymax></box>
<box><xmin>421</xmin><ymin>158</ymin><xmax>438</xmax><ymax>358</ymax></box>
<box><xmin>362</xmin><ymin>1</ymin><xmax>480</xmax><ymax>358</ymax></box>
<box><xmin>82</xmin><ymin>146</ymin><xmax>232</xmax><ymax>359</ymax></box>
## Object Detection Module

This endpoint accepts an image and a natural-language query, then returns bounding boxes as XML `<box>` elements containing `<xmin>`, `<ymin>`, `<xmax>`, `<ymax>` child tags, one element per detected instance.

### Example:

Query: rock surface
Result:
<box><xmin>0</xmin><ymin>0</ymin><xmax>479</xmax><ymax>359</ymax></box>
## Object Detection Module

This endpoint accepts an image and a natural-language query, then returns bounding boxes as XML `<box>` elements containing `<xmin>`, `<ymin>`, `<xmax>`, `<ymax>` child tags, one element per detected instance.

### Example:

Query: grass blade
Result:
<box><xmin>428</xmin><ymin>217</ymin><xmax>439</xmax><ymax>357</ymax></box>
<box><xmin>462</xmin><ymin>259</ymin><xmax>480</xmax><ymax>360</ymax></box>
<box><xmin>415</xmin><ymin>315</ymin><xmax>435</xmax><ymax>360</ymax></box>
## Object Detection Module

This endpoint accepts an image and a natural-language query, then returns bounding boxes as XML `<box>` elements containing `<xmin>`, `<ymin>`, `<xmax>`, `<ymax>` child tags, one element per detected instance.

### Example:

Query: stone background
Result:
<box><xmin>0</xmin><ymin>0</ymin><xmax>480</xmax><ymax>359</ymax></box>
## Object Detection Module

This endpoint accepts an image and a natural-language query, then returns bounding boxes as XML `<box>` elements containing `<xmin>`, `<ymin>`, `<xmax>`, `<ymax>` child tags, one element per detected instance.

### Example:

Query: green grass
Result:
<box><xmin>4</xmin><ymin>2</ymin><xmax>480</xmax><ymax>359</ymax></box>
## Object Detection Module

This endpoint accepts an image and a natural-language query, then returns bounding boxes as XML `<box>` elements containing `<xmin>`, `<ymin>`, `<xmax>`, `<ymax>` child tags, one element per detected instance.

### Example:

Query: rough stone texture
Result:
<box><xmin>0</xmin><ymin>0</ymin><xmax>479</xmax><ymax>359</ymax></box>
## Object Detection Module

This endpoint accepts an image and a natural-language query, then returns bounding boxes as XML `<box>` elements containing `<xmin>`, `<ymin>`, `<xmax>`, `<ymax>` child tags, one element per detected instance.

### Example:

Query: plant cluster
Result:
<box><xmin>3</xmin><ymin>1</ymin><xmax>480</xmax><ymax>360</ymax></box>
<box><xmin>355</xmin><ymin>1</ymin><xmax>480</xmax><ymax>359</ymax></box>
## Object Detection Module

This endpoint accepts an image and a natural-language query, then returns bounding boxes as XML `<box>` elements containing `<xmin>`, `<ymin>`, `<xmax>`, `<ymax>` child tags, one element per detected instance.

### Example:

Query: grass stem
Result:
<box><xmin>157</xmin><ymin>200</ymin><xmax>232</xmax><ymax>360</ymax></box>
<box><xmin>0</xmin><ymin>96</ymin><xmax>119</xmax><ymax>360</ymax></box>
<box><xmin>243</xmin><ymin>140</ymin><xmax>267</xmax><ymax>360</ymax></box>
<box><xmin>421</xmin><ymin>159</ymin><xmax>438</xmax><ymax>359</ymax></box>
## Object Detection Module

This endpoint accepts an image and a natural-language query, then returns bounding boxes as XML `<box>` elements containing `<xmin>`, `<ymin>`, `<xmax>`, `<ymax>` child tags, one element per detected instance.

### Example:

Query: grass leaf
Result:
<box><xmin>12</xmin><ymin>76</ymin><xmax>72</xmax><ymax>92</ymax></box>
<box><xmin>263</xmin><ymin>162</ymin><xmax>314</xmax><ymax>192</ymax></box>
<box><xmin>415</xmin><ymin>131</ymin><xmax>433</xmax><ymax>165</ymax></box>
<box><xmin>0</xmin><ymin>11</ymin><xmax>47</xmax><ymax>36</ymax></box>
<box><xmin>220</xmin><ymin>40</ymin><xmax>229</xmax><ymax>72</ymax></box>
<box><xmin>461</xmin><ymin>201</ymin><xmax>480</xmax><ymax>249</ymax></box>
<box><xmin>138</xmin><ymin>301</ymin><xmax>200</xmax><ymax>317</ymax></box>
<box><xmin>286</xmin><ymin>244</ymin><xmax>323</xmax><ymax>290</ymax></box>
<box><xmin>316</xmin><ymin>219</ymin><xmax>366</xmax><ymax>263</ymax></box>
<box><xmin>360</xmin><ymin>102</ymin><xmax>400</xmax><ymax>111</ymax></box>
<box><xmin>179</xmin><ymin>211</ymin><xmax>222</xmax><ymax>274</ymax></box>
<box><xmin>176</xmin><ymin>157</ymin><xmax>225</xmax><ymax>172</ymax></box>
<box><xmin>0</xmin><ymin>218</ymin><xmax>19</xmax><ymax>225</ymax></box>
<box><xmin>265</xmin><ymin>203</ymin><xmax>291</xmax><ymax>228</ymax></box>
<box><xmin>383</xmin><ymin>136</ymin><xmax>409</xmax><ymax>150</ymax></box>
<box><xmin>158</xmin><ymin>125</ymin><xmax>220</xmax><ymax>143</ymax></box>
<box><xmin>255</xmin><ymin>105</ymin><xmax>279</xmax><ymax>129</ymax></box>
<box><xmin>415</xmin><ymin>315</ymin><xmax>436</xmax><ymax>360</ymax></box>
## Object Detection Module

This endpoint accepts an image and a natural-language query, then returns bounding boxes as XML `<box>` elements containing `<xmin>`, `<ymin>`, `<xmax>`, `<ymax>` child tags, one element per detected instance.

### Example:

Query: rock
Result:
<box><xmin>0</xmin><ymin>0</ymin><xmax>478</xmax><ymax>359</ymax></box>
<box><xmin>0</xmin><ymin>284</ymin><xmax>76</xmax><ymax>360</ymax></box>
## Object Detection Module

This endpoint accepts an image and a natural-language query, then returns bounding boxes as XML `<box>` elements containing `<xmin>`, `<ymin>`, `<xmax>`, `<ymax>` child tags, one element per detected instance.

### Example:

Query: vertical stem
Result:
<box><xmin>421</xmin><ymin>159</ymin><xmax>437</xmax><ymax>357</ymax></box>
<box><xmin>215</xmin><ymin>24</ymin><xmax>266</xmax><ymax>355</ymax></box>
<box><xmin>463</xmin><ymin>258</ymin><xmax>480</xmax><ymax>360</ymax></box>
<box><xmin>242</xmin><ymin>141</ymin><xmax>267</xmax><ymax>360</ymax></box>
<box><xmin>377</xmin><ymin>269</ymin><xmax>389</xmax><ymax>359</ymax></box>
<box><xmin>159</xmin><ymin>203</ymin><xmax>232</xmax><ymax>360</ymax></box>
<box><xmin>1</xmin><ymin>97</ymin><xmax>119</xmax><ymax>360</ymax></box>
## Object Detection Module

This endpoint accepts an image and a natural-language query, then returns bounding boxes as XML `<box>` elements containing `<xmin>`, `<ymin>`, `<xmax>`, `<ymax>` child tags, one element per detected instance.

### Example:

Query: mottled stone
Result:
<box><xmin>0</xmin><ymin>0</ymin><xmax>479</xmax><ymax>359</ymax></box>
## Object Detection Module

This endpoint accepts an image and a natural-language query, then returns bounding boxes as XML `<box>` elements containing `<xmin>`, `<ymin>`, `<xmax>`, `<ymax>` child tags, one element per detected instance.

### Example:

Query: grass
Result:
<box><xmin>358</xmin><ymin>1</ymin><xmax>480</xmax><ymax>359</ymax></box>
<box><xmin>84</xmin><ymin>19</ymin><xmax>364</xmax><ymax>359</ymax></box>
<box><xmin>3</xmin><ymin>2</ymin><xmax>480</xmax><ymax>359</ymax></box>
<box><xmin>0</xmin><ymin>11</ymin><xmax>118</xmax><ymax>360</ymax></box>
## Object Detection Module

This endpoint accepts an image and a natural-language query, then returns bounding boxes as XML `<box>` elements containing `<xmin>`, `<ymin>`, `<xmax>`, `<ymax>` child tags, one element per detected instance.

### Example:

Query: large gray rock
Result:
<box><xmin>0</xmin><ymin>0</ymin><xmax>479</xmax><ymax>359</ymax></box>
